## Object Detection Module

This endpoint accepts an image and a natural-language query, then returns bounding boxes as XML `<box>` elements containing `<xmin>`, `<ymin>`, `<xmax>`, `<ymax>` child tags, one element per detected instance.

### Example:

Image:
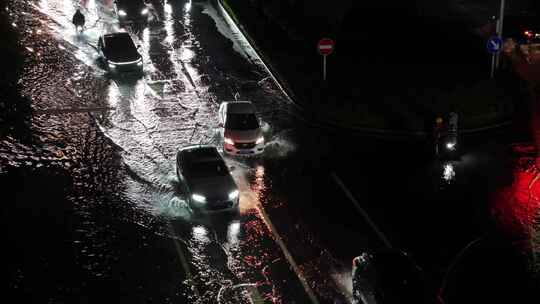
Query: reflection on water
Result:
<box><xmin>228</xmin><ymin>162</ymin><xmax>264</xmax><ymax>214</ymax></box>
<box><xmin>192</xmin><ymin>225</ymin><xmax>210</xmax><ymax>243</ymax></box>
<box><xmin>9</xmin><ymin>0</ymin><xmax>310</xmax><ymax>301</ymax></box>
<box><xmin>442</xmin><ymin>162</ymin><xmax>456</xmax><ymax>183</ymax></box>
<box><xmin>227</xmin><ymin>220</ymin><xmax>241</xmax><ymax>244</ymax></box>
<box><xmin>490</xmin><ymin>156</ymin><xmax>540</xmax><ymax>268</ymax></box>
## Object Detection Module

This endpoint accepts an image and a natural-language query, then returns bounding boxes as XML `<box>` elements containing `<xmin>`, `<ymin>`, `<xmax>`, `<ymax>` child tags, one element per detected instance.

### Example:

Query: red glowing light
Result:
<box><xmin>490</xmin><ymin>158</ymin><xmax>540</xmax><ymax>240</ymax></box>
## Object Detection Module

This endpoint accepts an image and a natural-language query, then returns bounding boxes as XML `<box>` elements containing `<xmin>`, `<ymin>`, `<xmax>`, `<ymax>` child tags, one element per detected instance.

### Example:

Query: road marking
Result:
<box><xmin>167</xmin><ymin>223</ymin><xmax>201</xmax><ymax>299</ymax></box>
<box><xmin>168</xmin><ymin>208</ymin><xmax>263</xmax><ymax>303</ymax></box>
<box><xmin>232</xmin><ymin>169</ymin><xmax>319</xmax><ymax>303</ymax></box>
<box><xmin>255</xmin><ymin>200</ymin><xmax>321</xmax><ymax>304</ymax></box>
<box><xmin>217</xmin><ymin>282</ymin><xmax>264</xmax><ymax>304</ymax></box>
<box><xmin>330</xmin><ymin>172</ymin><xmax>393</xmax><ymax>249</ymax></box>
<box><xmin>439</xmin><ymin>237</ymin><xmax>482</xmax><ymax>295</ymax></box>
<box><xmin>246</xmin><ymin>284</ymin><xmax>265</xmax><ymax>304</ymax></box>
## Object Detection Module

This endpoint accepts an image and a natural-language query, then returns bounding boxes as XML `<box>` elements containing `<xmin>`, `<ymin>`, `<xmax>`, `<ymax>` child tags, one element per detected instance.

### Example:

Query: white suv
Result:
<box><xmin>218</xmin><ymin>101</ymin><xmax>264</xmax><ymax>156</ymax></box>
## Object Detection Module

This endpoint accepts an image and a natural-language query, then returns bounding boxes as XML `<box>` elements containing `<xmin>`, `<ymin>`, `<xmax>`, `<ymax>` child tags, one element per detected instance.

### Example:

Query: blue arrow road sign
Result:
<box><xmin>487</xmin><ymin>36</ymin><xmax>503</xmax><ymax>53</ymax></box>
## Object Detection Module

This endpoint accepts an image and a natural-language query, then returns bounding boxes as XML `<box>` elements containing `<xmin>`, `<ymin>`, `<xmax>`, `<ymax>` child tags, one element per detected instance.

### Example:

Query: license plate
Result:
<box><xmin>238</xmin><ymin>150</ymin><xmax>251</xmax><ymax>154</ymax></box>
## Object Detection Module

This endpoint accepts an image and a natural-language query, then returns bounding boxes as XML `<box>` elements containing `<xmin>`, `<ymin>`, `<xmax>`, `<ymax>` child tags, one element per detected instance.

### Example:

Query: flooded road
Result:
<box><xmin>2</xmin><ymin>0</ymin><xmax>539</xmax><ymax>303</ymax></box>
<box><xmin>2</xmin><ymin>0</ymin><xmax>345</xmax><ymax>303</ymax></box>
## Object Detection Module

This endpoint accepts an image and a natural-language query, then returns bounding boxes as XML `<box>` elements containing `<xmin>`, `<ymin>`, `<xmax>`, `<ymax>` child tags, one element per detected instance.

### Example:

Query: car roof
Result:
<box><xmin>225</xmin><ymin>101</ymin><xmax>255</xmax><ymax>114</ymax></box>
<box><xmin>177</xmin><ymin>145</ymin><xmax>222</xmax><ymax>163</ymax></box>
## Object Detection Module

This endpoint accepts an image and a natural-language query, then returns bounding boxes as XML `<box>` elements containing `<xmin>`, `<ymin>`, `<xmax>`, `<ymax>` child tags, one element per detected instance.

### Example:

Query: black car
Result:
<box><xmin>352</xmin><ymin>249</ymin><xmax>431</xmax><ymax>304</ymax></box>
<box><xmin>176</xmin><ymin>145</ymin><xmax>240</xmax><ymax>212</ymax></box>
<box><xmin>98</xmin><ymin>32</ymin><xmax>143</xmax><ymax>73</ymax></box>
<box><xmin>113</xmin><ymin>0</ymin><xmax>150</xmax><ymax>24</ymax></box>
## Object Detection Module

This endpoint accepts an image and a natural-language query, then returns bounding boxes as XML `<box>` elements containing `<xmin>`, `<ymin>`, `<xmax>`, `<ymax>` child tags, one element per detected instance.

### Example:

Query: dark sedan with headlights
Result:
<box><xmin>113</xmin><ymin>0</ymin><xmax>151</xmax><ymax>24</ymax></box>
<box><xmin>98</xmin><ymin>32</ymin><xmax>143</xmax><ymax>74</ymax></box>
<box><xmin>176</xmin><ymin>145</ymin><xmax>240</xmax><ymax>212</ymax></box>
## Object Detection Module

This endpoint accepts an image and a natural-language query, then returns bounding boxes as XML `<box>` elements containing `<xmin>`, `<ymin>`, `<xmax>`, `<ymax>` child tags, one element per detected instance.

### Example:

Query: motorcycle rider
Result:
<box><xmin>72</xmin><ymin>8</ymin><xmax>85</xmax><ymax>31</ymax></box>
<box><xmin>448</xmin><ymin>111</ymin><xmax>458</xmax><ymax>134</ymax></box>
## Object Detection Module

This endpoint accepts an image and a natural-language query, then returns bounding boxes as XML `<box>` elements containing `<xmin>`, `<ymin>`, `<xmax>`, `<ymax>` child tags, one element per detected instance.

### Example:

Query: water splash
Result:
<box><xmin>263</xmin><ymin>135</ymin><xmax>296</xmax><ymax>159</ymax></box>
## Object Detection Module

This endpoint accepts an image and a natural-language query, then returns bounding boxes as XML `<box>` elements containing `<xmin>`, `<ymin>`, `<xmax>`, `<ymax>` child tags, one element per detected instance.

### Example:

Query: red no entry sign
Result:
<box><xmin>318</xmin><ymin>38</ymin><xmax>335</xmax><ymax>56</ymax></box>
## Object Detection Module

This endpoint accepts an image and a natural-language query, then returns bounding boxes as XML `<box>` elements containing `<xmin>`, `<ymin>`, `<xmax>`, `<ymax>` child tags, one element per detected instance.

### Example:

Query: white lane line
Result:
<box><xmin>255</xmin><ymin>201</ymin><xmax>321</xmax><ymax>304</ymax></box>
<box><xmin>330</xmin><ymin>172</ymin><xmax>393</xmax><ymax>249</ymax></box>
<box><xmin>217</xmin><ymin>282</ymin><xmax>264</xmax><ymax>304</ymax></box>
<box><xmin>233</xmin><ymin>170</ymin><xmax>319</xmax><ymax>303</ymax></box>
<box><xmin>167</xmin><ymin>222</ymin><xmax>201</xmax><ymax>299</ymax></box>
<box><xmin>247</xmin><ymin>284</ymin><xmax>265</xmax><ymax>304</ymax></box>
<box><xmin>439</xmin><ymin>237</ymin><xmax>482</xmax><ymax>296</ymax></box>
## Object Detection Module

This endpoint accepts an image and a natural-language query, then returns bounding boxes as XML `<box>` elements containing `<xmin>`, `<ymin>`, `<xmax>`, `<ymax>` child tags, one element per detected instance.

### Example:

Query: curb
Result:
<box><xmin>215</xmin><ymin>0</ymin><xmax>298</xmax><ymax>105</ymax></box>
<box><xmin>216</xmin><ymin>0</ymin><xmax>513</xmax><ymax>137</ymax></box>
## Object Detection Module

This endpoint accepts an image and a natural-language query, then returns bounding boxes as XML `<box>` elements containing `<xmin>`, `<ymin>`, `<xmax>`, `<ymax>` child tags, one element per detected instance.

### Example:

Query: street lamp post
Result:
<box><xmin>491</xmin><ymin>0</ymin><xmax>506</xmax><ymax>78</ymax></box>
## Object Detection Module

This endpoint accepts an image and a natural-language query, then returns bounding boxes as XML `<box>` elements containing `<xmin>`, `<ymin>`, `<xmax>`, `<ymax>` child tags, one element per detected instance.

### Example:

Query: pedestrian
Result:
<box><xmin>448</xmin><ymin>111</ymin><xmax>458</xmax><ymax>134</ymax></box>
<box><xmin>72</xmin><ymin>8</ymin><xmax>85</xmax><ymax>32</ymax></box>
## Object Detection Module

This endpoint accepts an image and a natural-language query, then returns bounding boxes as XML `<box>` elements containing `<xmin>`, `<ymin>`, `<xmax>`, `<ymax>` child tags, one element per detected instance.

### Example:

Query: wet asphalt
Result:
<box><xmin>2</xmin><ymin>0</ymin><xmax>539</xmax><ymax>303</ymax></box>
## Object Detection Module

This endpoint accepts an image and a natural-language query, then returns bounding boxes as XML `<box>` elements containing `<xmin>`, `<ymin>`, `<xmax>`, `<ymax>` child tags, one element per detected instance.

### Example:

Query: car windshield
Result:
<box><xmin>186</xmin><ymin>160</ymin><xmax>228</xmax><ymax>179</ymax></box>
<box><xmin>226</xmin><ymin>113</ymin><xmax>259</xmax><ymax>130</ymax></box>
<box><xmin>105</xmin><ymin>34</ymin><xmax>135</xmax><ymax>51</ymax></box>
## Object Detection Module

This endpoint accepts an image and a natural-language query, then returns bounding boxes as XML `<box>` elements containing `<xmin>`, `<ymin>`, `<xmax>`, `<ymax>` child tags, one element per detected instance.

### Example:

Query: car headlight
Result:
<box><xmin>137</xmin><ymin>59</ymin><xmax>143</xmax><ymax>66</ymax></box>
<box><xmin>446</xmin><ymin>142</ymin><xmax>456</xmax><ymax>150</ymax></box>
<box><xmin>255</xmin><ymin>136</ymin><xmax>264</xmax><ymax>145</ymax></box>
<box><xmin>224</xmin><ymin>137</ymin><xmax>234</xmax><ymax>145</ymax></box>
<box><xmin>118</xmin><ymin>9</ymin><xmax>127</xmax><ymax>17</ymax></box>
<box><xmin>108</xmin><ymin>62</ymin><xmax>116</xmax><ymax>69</ymax></box>
<box><xmin>192</xmin><ymin>194</ymin><xmax>206</xmax><ymax>203</ymax></box>
<box><xmin>228</xmin><ymin>190</ymin><xmax>239</xmax><ymax>200</ymax></box>
<box><xmin>141</xmin><ymin>8</ymin><xmax>149</xmax><ymax>15</ymax></box>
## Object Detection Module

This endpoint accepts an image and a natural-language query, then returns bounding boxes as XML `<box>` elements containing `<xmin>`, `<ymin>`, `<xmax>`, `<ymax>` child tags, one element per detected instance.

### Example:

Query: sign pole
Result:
<box><xmin>323</xmin><ymin>55</ymin><xmax>327</xmax><ymax>81</ymax></box>
<box><xmin>487</xmin><ymin>36</ymin><xmax>502</xmax><ymax>78</ymax></box>
<box><xmin>490</xmin><ymin>53</ymin><xmax>496</xmax><ymax>78</ymax></box>
<box><xmin>491</xmin><ymin>19</ymin><xmax>499</xmax><ymax>78</ymax></box>
<box><xmin>317</xmin><ymin>38</ymin><xmax>334</xmax><ymax>81</ymax></box>
<box><xmin>495</xmin><ymin>0</ymin><xmax>506</xmax><ymax>70</ymax></box>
